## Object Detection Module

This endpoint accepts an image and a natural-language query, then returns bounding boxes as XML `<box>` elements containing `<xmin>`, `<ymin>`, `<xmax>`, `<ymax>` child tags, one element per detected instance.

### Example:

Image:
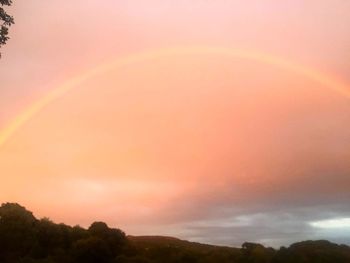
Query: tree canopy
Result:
<box><xmin>0</xmin><ymin>0</ymin><xmax>14</xmax><ymax>56</ymax></box>
<box><xmin>0</xmin><ymin>202</ymin><xmax>350</xmax><ymax>263</ymax></box>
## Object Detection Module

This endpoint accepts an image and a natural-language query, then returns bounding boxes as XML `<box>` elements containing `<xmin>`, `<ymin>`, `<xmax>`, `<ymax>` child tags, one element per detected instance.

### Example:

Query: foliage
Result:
<box><xmin>0</xmin><ymin>203</ymin><xmax>350</xmax><ymax>263</ymax></box>
<box><xmin>0</xmin><ymin>0</ymin><xmax>14</xmax><ymax>56</ymax></box>
<box><xmin>0</xmin><ymin>203</ymin><xmax>127</xmax><ymax>263</ymax></box>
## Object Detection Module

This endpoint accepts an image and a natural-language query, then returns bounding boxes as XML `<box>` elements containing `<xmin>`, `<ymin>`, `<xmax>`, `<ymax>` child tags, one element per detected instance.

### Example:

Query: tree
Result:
<box><xmin>240</xmin><ymin>242</ymin><xmax>276</xmax><ymax>263</ymax></box>
<box><xmin>88</xmin><ymin>222</ymin><xmax>127</xmax><ymax>256</ymax></box>
<box><xmin>0</xmin><ymin>203</ymin><xmax>37</xmax><ymax>262</ymax></box>
<box><xmin>0</xmin><ymin>0</ymin><xmax>14</xmax><ymax>56</ymax></box>
<box><xmin>73</xmin><ymin>237</ymin><xmax>113</xmax><ymax>263</ymax></box>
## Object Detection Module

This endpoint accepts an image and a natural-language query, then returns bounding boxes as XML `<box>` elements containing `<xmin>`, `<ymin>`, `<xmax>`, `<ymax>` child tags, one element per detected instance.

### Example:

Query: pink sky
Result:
<box><xmin>0</xmin><ymin>0</ymin><xmax>350</xmax><ymax>246</ymax></box>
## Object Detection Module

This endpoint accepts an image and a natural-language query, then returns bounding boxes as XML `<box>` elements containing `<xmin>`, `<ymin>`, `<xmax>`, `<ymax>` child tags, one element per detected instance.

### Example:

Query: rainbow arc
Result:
<box><xmin>0</xmin><ymin>46</ymin><xmax>349</xmax><ymax>147</ymax></box>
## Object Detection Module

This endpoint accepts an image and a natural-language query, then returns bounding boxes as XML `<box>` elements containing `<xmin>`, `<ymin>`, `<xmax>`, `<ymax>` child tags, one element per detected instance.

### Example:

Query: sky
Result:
<box><xmin>0</xmin><ymin>0</ymin><xmax>350</xmax><ymax>247</ymax></box>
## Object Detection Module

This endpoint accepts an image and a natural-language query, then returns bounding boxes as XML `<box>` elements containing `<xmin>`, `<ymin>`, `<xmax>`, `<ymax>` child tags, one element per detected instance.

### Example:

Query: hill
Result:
<box><xmin>0</xmin><ymin>202</ymin><xmax>350</xmax><ymax>263</ymax></box>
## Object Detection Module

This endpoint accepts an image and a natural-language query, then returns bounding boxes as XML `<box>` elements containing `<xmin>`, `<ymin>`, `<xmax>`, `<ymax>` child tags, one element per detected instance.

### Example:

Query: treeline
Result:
<box><xmin>0</xmin><ymin>203</ymin><xmax>350</xmax><ymax>263</ymax></box>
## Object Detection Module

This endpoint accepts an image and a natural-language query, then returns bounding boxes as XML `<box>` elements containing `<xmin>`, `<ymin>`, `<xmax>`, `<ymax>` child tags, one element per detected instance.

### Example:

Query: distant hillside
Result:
<box><xmin>0</xmin><ymin>202</ymin><xmax>350</xmax><ymax>263</ymax></box>
<box><xmin>128</xmin><ymin>235</ymin><xmax>231</xmax><ymax>249</ymax></box>
<box><xmin>128</xmin><ymin>235</ymin><xmax>241</xmax><ymax>262</ymax></box>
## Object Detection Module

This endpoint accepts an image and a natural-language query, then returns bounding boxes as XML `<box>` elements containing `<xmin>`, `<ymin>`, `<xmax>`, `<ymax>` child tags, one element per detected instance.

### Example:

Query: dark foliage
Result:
<box><xmin>0</xmin><ymin>0</ymin><xmax>14</xmax><ymax>56</ymax></box>
<box><xmin>0</xmin><ymin>203</ymin><xmax>127</xmax><ymax>263</ymax></box>
<box><xmin>0</xmin><ymin>203</ymin><xmax>350</xmax><ymax>263</ymax></box>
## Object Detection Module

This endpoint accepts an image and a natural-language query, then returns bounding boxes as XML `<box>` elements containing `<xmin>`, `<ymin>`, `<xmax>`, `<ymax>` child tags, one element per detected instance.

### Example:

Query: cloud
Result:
<box><xmin>162</xmin><ymin>206</ymin><xmax>350</xmax><ymax>247</ymax></box>
<box><xmin>1</xmin><ymin>0</ymin><xmax>350</xmax><ymax>248</ymax></box>
<box><xmin>310</xmin><ymin>218</ymin><xmax>350</xmax><ymax>229</ymax></box>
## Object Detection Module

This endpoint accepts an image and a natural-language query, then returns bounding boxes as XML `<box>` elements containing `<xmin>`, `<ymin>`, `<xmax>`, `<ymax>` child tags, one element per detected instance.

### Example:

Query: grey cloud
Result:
<box><xmin>177</xmin><ymin>206</ymin><xmax>350</xmax><ymax>247</ymax></box>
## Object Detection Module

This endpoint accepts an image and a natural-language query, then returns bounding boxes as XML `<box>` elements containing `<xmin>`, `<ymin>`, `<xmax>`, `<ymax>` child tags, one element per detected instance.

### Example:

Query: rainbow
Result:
<box><xmin>0</xmin><ymin>46</ymin><xmax>349</xmax><ymax>147</ymax></box>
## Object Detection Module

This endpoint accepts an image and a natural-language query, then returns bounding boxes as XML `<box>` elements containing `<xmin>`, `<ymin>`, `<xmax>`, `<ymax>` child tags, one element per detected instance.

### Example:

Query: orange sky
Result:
<box><xmin>0</xmin><ymin>0</ymin><xmax>350</xmax><ymax>247</ymax></box>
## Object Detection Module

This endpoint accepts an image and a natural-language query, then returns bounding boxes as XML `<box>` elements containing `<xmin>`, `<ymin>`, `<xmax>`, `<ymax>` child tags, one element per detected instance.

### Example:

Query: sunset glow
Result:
<box><xmin>1</xmin><ymin>0</ymin><xmax>350</xmax><ymax>247</ymax></box>
<box><xmin>1</xmin><ymin>46</ymin><xmax>350</xmax><ymax>148</ymax></box>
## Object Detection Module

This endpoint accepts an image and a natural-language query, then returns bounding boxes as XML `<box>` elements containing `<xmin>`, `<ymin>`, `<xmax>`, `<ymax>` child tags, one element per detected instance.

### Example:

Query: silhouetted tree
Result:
<box><xmin>0</xmin><ymin>203</ymin><xmax>37</xmax><ymax>262</ymax></box>
<box><xmin>73</xmin><ymin>236</ymin><xmax>113</xmax><ymax>263</ymax></box>
<box><xmin>0</xmin><ymin>0</ymin><xmax>14</xmax><ymax>56</ymax></box>
<box><xmin>1</xmin><ymin>202</ymin><xmax>350</xmax><ymax>263</ymax></box>
<box><xmin>240</xmin><ymin>242</ymin><xmax>276</xmax><ymax>263</ymax></box>
<box><xmin>88</xmin><ymin>221</ymin><xmax>127</xmax><ymax>256</ymax></box>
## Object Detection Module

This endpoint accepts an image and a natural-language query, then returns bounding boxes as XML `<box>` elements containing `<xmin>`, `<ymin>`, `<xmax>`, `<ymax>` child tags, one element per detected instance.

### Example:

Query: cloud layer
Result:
<box><xmin>1</xmin><ymin>0</ymin><xmax>350</xmax><ymax>247</ymax></box>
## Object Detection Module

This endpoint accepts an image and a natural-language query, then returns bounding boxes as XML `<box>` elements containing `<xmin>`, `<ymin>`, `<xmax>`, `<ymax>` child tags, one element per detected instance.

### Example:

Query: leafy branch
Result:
<box><xmin>0</xmin><ymin>0</ymin><xmax>14</xmax><ymax>57</ymax></box>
